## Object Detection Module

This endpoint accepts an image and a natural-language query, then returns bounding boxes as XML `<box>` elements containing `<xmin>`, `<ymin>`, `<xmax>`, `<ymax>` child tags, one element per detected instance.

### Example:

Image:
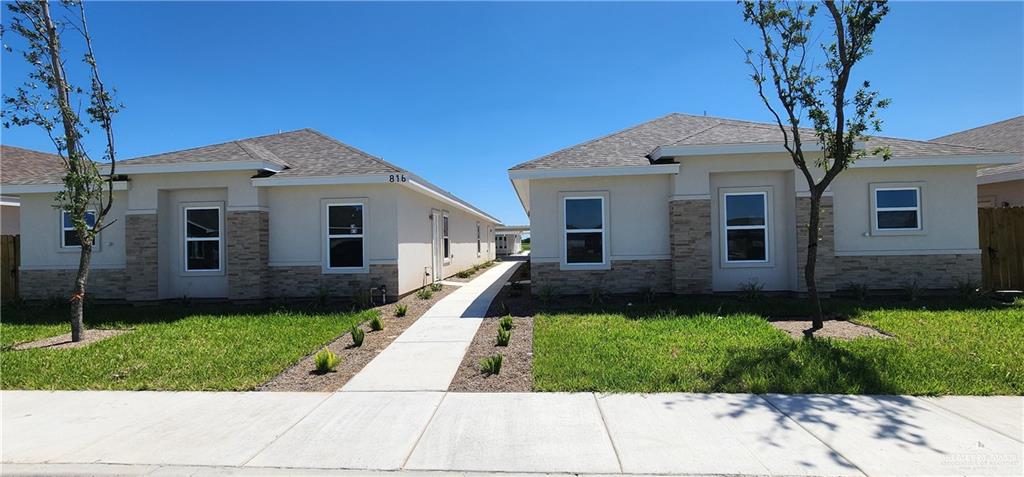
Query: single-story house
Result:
<box><xmin>0</xmin><ymin>146</ymin><xmax>69</xmax><ymax>237</ymax></box>
<box><xmin>932</xmin><ymin>116</ymin><xmax>1023</xmax><ymax>208</ymax></box>
<box><xmin>508</xmin><ymin>113</ymin><xmax>1020</xmax><ymax>294</ymax></box>
<box><xmin>1</xmin><ymin>130</ymin><xmax>498</xmax><ymax>302</ymax></box>
<box><xmin>495</xmin><ymin>225</ymin><xmax>528</xmax><ymax>255</ymax></box>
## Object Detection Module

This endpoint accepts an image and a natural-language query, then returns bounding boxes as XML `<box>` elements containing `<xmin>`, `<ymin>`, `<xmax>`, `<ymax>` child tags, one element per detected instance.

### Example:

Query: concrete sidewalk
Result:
<box><xmin>341</xmin><ymin>259</ymin><xmax>522</xmax><ymax>392</ymax></box>
<box><xmin>2</xmin><ymin>390</ymin><xmax>1021</xmax><ymax>476</ymax></box>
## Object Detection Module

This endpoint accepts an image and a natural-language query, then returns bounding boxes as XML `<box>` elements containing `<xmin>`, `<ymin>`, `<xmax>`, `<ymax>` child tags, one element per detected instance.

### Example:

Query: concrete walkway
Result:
<box><xmin>341</xmin><ymin>259</ymin><xmax>522</xmax><ymax>392</ymax></box>
<box><xmin>2</xmin><ymin>391</ymin><xmax>1020</xmax><ymax>476</ymax></box>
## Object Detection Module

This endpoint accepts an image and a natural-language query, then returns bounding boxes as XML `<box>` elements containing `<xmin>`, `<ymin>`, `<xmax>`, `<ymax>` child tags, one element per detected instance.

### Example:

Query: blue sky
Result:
<box><xmin>2</xmin><ymin>1</ymin><xmax>1021</xmax><ymax>224</ymax></box>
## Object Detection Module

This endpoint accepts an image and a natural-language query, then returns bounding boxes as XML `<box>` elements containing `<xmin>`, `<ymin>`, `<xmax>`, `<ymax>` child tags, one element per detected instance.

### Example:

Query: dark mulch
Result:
<box><xmin>13</xmin><ymin>329</ymin><xmax>130</xmax><ymax>350</ymax></box>
<box><xmin>259</xmin><ymin>284</ymin><xmax>457</xmax><ymax>392</ymax></box>
<box><xmin>769</xmin><ymin>317</ymin><xmax>892</xmax><ymax>340</ymax></box>
<box><xmin>449</xmin><ymin>316</ymin><xmax>533</xmax><ymax>392</ymax></box>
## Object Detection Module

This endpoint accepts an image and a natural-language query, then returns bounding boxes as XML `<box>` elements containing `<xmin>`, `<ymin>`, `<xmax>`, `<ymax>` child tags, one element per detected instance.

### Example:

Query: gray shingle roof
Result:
<box><xmin>511</xmin><ymin>113</ymin><xmax>1007</xmax><ymax>171</ymax></box>
<box><xmin>0</xmin><ymin>145</ymin><xmax>67</xmax><ymax>185</ymax></box>
<box><xmin>119</xmin><ymin>129</ymin><xmax>402</xmax><ymax>177</ymax></box>
<box><xmin>931</xmin><ymin>116</ymin><xmax>1023</xmax><ymax>179</ymax></box>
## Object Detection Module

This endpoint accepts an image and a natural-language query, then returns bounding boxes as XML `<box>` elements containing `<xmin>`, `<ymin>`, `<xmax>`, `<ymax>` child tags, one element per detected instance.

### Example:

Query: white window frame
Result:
<box><xmin>182</xmin><ymin>205</ymin><xmax>224</xmax><ymax>273</ymax></box>
<box><xmin>476</xmin><ymin>222</ymin><xmax>481</xmax><ymax>256</ymax></box>
<box><xmin>872</xmin><ymin>186</ymin><xmax>922</xmax><ymax>233</ymax></box>
<box><xmin>442</xmin><ymin>212</ymin><xmax>451</xmax><ymax>263</ymax></box>
<box><xmin>561</xmin><ymin>194</ymin><xmax>609</xmax><ymax>270</ymax></box>
<box><xmin>722</xmin><ymin>191</ymin><xmax>771</xmax><ymax>266</ymax></box>
<box><xmin>59</xmin><ymin>209</ymin><xmax>98</xmax><ymax>250</ymax></box>
<box><xmin>322</xmin><ymin>199</ymin><xmax>369</xmax><ymax>274</ymax></box>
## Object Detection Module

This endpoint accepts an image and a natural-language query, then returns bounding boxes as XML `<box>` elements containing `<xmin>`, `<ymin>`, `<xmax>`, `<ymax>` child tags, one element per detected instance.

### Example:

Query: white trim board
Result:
<box><xmin>977</xmin><ymin>170</ymin><xmax>1024</xmax><ymax>185</ymax></box>
<box><xmin>2</xmin><ymin>181</ymin><xmax>129</xmax><ymax>194</ymax></box>
<box><xmin>835</xmin><ymin>249</ymin><xmax>981</xmax><ymax>256</ymax></box>
<box><xmin>101</xmin><ymin>160</ymin><xmax>283</xmax><ymax>175</ymax></box>
<box><xmin>849</xmin><ymin>154</ymin><xmax>1019</xmax><ymax>168</ymax></box>
<box><xmin>508</xmin><ymin>164</ymin><xmax>680</xmax><ymax>180</ymax></box>
<box><xmin>252</xmin><ymin>174</ymin><xmax>392</xmax><ymax>187</ymax></box>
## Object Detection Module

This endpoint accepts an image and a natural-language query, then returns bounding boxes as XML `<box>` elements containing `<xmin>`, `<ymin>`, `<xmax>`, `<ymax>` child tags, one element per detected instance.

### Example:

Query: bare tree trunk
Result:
<box><xmin>805</xmin><ymin>190</ymin><xmax>825</xmax><ymax>333</ymax></box>
<box><xmin>70</xmin><ymin>241</ymin><xmax>93</xmax><ymax>342</ymax></box>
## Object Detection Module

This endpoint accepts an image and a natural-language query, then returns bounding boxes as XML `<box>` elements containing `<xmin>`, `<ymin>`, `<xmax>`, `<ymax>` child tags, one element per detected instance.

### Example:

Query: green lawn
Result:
<box><xmin>533</xmin><ymin>297</ymin><xmax>1024</xmax><ymax>395</ymax></box>
<box><xmin>1</xmin><ymin>304</ymin><xmax>374</xmax><ymax>390</ymax></box>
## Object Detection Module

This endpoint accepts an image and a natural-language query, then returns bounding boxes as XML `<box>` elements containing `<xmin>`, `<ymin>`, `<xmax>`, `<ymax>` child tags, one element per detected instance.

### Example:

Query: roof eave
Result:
<box><xmin>507</xmin><ymin>164</ymin><xmax>680</xmax><ymax>181</ymax></box>
<box><xmin>849</xmin><ymin>154</ymin><xmax>1021</xmax><ymax>169</ymax></box>
<box><xmin>1</xmin><ymin>180</ymin><xmax>130</xmax><ymax>194</ymax></box>
<box><xmin>101</xmin><ymin>160</ymin><xmax>284</xmax><ymax>175</ymax></box>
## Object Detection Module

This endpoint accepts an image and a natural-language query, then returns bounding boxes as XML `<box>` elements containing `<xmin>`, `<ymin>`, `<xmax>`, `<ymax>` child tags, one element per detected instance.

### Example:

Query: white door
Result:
<box><xmin>430</xmin><ymin>210</ymin><xmax>443</xmax><ymax>283</ymax></box>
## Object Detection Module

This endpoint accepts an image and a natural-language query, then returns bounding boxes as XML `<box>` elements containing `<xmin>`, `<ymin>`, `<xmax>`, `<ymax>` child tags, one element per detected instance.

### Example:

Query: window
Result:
<box><xmin>564</xmin><ymin>197</ymin><xmax>604</xmax><ymax>264</ymax></box>
<box><xmin>723</xmin><ymin>192</ymin><xmax>768</xmax><ymax>263</ymax></box>
<box><xmin>476</xmin><ymin>223</ymin><xmax>481</xmax><ymax>255</ymax></box>
<box><xmin>184</xmin><ymin>207</ymin><xmax>221</xmax><ymax>271</ymax></box>
<box><xmin>327</xmin><ymin>203</ymin><xmax>364</xmax><ymax>269</ymax></box>
<box><xmin>442</xmin><ymin>214</ymin><xmax>450</xmax><ymax>260</ymax></box>
<box><xmin>874</xmin><ymin>188</ymin><xmax>920</xmax><ymax>231</ymax></box>
<box><xmin>60</xmin><ymin>210</ymin><xmax>96</xmax><ymax>248</ymax></box>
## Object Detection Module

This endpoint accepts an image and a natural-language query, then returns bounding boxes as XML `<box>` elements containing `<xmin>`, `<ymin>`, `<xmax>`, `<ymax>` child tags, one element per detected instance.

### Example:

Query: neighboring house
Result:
<box><xmin>495</xmin><ymin>225</ymin><xmax>528</xmax><ymax>255</ymax></box>
<box><xmin>932</xmin><ymin>116</ymin><xmax>1024</xmax><ymax>208</ymax></box>
<box><xmin>1</xmin><ymin>130</ymin><xmax>498</xmax><ymax>301</ymax></box>
<box><xmin>508</xmin><ymin>113</ymin><xmax>1020</xmax><ymax>294</ymax></box>
<box><xmin>0</xmin><ymin>146</ymin><xmax>69</xmax><ymax>236</ymax></box>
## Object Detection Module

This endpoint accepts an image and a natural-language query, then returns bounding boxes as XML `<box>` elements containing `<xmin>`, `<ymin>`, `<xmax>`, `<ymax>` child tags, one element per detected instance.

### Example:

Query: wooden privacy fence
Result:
<box><xmin>978</xmin><ymin>207</ymin><xmax>1024</xmax><ymax>291</ymax></box>
<box><xmin>1</xmin><ymin>235</ymin><xmax>19</xmax><ymax>302</ymax></box>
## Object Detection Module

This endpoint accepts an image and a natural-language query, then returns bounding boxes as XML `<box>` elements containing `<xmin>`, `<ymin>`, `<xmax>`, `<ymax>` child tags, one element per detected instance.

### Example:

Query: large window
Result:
<box><xmin>443</xmin><ymin>213</ymin><xmax>450</xmax><ymax>260</ymax></box>
<box><xmin>723</xmin><ymin>192</ymin><xmax>768</xmax><ymax>263</ymax></box>
<box><xmin>327</xmin><ymin>203</ymin><xmax>364</xmax><ymax>269</ymax></box>
<box><xmin>184</xmin><ymin>207</ymin><xmax>222</xmax><ymax>271</ymax></box>
<box><xmin>61</xmin><ymin>210</ymin><xmax>96</xmax><ymax>248</ymax></box>
<box><xmin>564</xmin><ymin>197</ymin><xmax>604</xmax><ymax>264</ymax></box>
<box><xmin>874</xmin><ymin>187</ymin><xmax>920</xmax><ymax>231</ymax></box>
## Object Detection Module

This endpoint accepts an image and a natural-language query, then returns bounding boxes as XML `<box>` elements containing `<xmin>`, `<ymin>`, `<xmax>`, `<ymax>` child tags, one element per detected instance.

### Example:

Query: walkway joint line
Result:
<box><xmin>756</xmin><ymin>394</ymin><xmax>870</xmax><ymax>477</ymax></box>
<box><xmin>238</xmin><ymin>393</ymin><xmax>334</xmax><ymax>468</ymax></box>
<box><xmin>400</xmin><ymin>391</ymin><xmax>449</xmax><ymax>470</ymax></box>
<box><xmin>592</xmin><ymin>393</ymin><xmax>625</xmax><ymax>474</ymax></box>
<box><xmin>920</xmin><ymin>398</ymin><xmax>1024</xmax><ymax>444</ymax></box>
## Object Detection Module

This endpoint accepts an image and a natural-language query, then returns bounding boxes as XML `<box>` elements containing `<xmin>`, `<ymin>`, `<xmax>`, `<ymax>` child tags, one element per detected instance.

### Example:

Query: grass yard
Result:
<box><xmin>533</xmin><ymin>297</ymin><xmax>1024</xmax><ymax>395</ymax></box>
<box><xmin>1</xmin><ymin>304</ymin><xmax>375</xmax><ymax>390</ymax></box>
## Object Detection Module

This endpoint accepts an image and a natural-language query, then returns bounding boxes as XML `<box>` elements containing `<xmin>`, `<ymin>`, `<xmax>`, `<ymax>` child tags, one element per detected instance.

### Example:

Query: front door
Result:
<box><xmin>430</xmin><ymin>210</ymin><xmax>443</xmax><ymax>283</ymax></box>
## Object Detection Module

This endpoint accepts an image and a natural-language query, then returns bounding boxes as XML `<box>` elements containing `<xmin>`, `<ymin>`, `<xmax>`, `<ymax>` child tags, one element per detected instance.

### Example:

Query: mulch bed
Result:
<box><xmin>769</xmin><ymin>318</ymin><xmax>891</xmax><ymax>340</ymax></box>
<box><xmin>443</xmin><ymin>260</ymin><xmax>498</xmax><ymax>283</ymax></box>
<box><xmin>12</xmin><ymin>329</ymin><xmax>130</xmax><ymax>350</ymax></box>
<box><xmin>449</xmin><ymin>316</ymin><xmax>533</xmax><ymax>392</ymax></box>
<box><xmin>259</xmin><ymin>284</ymin><xmax>457</xmax><ymax>392</ymax></box>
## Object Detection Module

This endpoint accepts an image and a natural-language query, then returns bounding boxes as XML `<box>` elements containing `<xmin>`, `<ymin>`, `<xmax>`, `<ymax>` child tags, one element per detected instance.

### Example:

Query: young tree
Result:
<box><xmin>739</xmin><ymin>0</ymin><xmax>890</xmax><ymax>331</ymax></box>
<box><xmin>3</xmin><ymin>0</ymin><xmax>120</xmax><ymax>342</ymax></box>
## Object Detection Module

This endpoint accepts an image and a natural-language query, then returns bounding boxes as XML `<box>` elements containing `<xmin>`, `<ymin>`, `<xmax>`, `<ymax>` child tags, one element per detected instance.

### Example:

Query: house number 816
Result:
<box><xmin>389</xmin><ymin>174</ymin><xmax>407</xmax><ymax>183</ymax></box>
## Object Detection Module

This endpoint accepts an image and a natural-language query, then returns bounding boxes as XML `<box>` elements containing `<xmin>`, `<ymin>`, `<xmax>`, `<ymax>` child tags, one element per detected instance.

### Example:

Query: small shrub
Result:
<box><xmin>642</xmin><ymin>286</ymin><xmax>657</xmax><ymax>303</ymax></box>
<box><xmin>903</xmin><ymin>280</ymin><xmax>921</xmax><ymax>302</ymax></box>
<box><xmin>395</xmin><ymin>303</ymin><xmax>408</xmax><ymax>317</ymax></box>
<box><xmin>846</xmin><ymin>282</ymin><xmax>870</xmax><ymax>301</ymax></box>
<box><xmin>538</xmin><ymin>285</ymin><xmax>555</xmax><ymax>304</ymax></box>
<box><xmin>417</xmin><ymin>288</ymin><xmax>434</xmax><ymax>300</ymax></box>
<box><xmin>350</xmin><ymin>325</ymin><xmax>365</xmax><ymax>347</ymax></box>
<box><xmin>739</xmin><ymin>279</ymin><xmax>764</xmax><ymax>301</ymax></box>
<box><xmin>456</xmin><ymin>270</ymin><xmax>473</xmax><ymax>279</ymax></box>
<box><xmin>314</xmin><ymin>348</ymin><xmax>340</xmax><ymax>373</ymax></box>
<box><xmin>354</xmin><ymin>289</ymin><xmax>374</xmax><ymax>309</ymax></box>
<box><xmin>496</xmin><ymin>327</ymin><xmax>511</xmax><ymax>346</ymax></box>
<box><xmin>430</xmin><ymin>282</ymin><xmax>443</xmax><ymax>292</ymax></box>
<box><xmin>588</xmin><ymin>288</ymin><xmax>605</xmax><ymax>306</ymax></box>
<box><xmin>957</xmin><ymin>279</ymin><xmax>980</xmax><ymax>298</ymax></box>
<box><xmin>480</xmin><ymin>354</ymin><xmax>503</xmax><ymax>375</ymax></box>
<box><xmin>314</xmin><ymin>286</ymin><xmax>330</xmax><ymax>308</ymax></box>
<box><xmin>499</xmin><ymin>316</ymin><xmax>514</xmax><ymax>331</ymax></box>
<box><xmin>369</xmin><ymin>314</ymin><xmax>385</xmax><ymax>331</ymax></box>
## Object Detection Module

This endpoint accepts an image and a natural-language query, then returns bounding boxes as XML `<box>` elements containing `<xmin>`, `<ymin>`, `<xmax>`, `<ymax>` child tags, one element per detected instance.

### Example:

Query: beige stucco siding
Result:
<box><xmin>831</xmin><ymin>165</ymin><xmax>980</xmax><ymax>254</ymax></box>
<box><xmin>978</xmin><ymin>179</ymin><xmax>1024</xmax><ymax>207</ymax></box>
<box><xmin>528</xmin><ymin>174</ymin><xmax>671</xmax><ymax>264</ymax></box>
<box><xmin>265</xmin><ymin>184</ymin><xmax>399</xmax><ymax>269</ymax></box>
<box><xmin>18</xmin><ymin>191</ymin><xmax>127</xmax><ymax>270</ymax></box>
<box><xmin>673</xmin><ymin>152</ymin><xmax>817</xmax><ymax>197</ymax></box>
<box><xmin>395</xmin><ymin>186</ymin><xmax>497</xmax><ymax>294</ymax></box>
<box><xmin>127</xmin><ymin>171</ymin><xmax>263</xmax><ymax>211</ymax></box>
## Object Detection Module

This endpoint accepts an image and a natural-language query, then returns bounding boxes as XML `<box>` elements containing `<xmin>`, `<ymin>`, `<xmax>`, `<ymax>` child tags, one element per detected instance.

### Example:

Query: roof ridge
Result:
<box><xmin>120</xmin><ymin>129</ymin><xmax>311</xmax><ymax>164</ymax></box>
<box><xmin>666</xmin><ymin>122</ymin><xmax>727</xmax><ymax>147</ymax></box>
<box><xmin>509</xmin><ymin>112</ymin><xmax>682</xmax><ymax>170</ymax></box>
<box><xmin>301</xmin><ymin>128</ymin><xmax>402</xmax><ymax>173</ymax></box>
<box><xmin>235</xmin><ymin>140</ymin><xmax>291</xmax><ymax>168</ymax></box>
<box><xmin>932</xmin><ymin>115</ymin><xmax>1024</xmax><ymax>141</ymax></box>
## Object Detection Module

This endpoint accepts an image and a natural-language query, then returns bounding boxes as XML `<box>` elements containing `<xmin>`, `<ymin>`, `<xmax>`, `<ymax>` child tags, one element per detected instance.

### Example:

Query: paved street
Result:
<box><xmin>2</xmin><ymin>390</ymin><xmax>1021</xmax><ymax>476</ymax></box>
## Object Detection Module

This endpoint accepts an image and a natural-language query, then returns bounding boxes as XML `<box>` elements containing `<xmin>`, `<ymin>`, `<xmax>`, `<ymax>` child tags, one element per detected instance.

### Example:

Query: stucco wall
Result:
<box><xmin>709</xmin><ymin>170</ymin><xmax>797</xmax><ymax>292</ymax></box>
<box><xmin>157</xmin><ymin>188</ymin><xmax>229</xmax><ymax>299</ymax></box>
<box><xmin>528</xmin><ymin>174</ymin><xmax>671</xmax><ymax>265</ymax></box>
<box><xmin>395</xmin><ymin>186</ymin><xmax>497</xmax><ymax>294</ymax></box>
<box><xmin>978</xmin><ymin>179</ymin><xmax>1024</xmax><ymax>207</ymax></box>
<box><xmin>830</xmin><ymin>165</ymin><xmax>980</xmax><ymax>255</ymax></box>
<box><xmin>17</xmin><ymin>191</ymin><xmax>128</xmax><ymax>270</ymax></box>
<box><xmin>127</xmin><ymin>171</ymin><xmax>263</xmax><ymax>211</ymax></box>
